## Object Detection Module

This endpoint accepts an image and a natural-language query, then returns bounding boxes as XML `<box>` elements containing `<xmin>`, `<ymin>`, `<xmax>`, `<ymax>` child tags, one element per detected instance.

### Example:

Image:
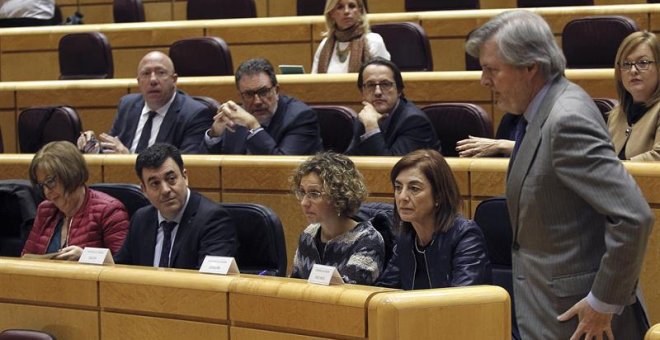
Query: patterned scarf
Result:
<box><xmin>317</xmin><ymin>24</ymin><xmax>370</xmax><ymax>73</ymax></box>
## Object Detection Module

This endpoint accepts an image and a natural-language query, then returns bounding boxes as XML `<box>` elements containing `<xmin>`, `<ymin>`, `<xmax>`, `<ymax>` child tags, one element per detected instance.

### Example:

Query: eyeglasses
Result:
<box><xmin>620</xmin><ymin>59</ymin><xmax>656</xmax><ymax>71</ymax></box>
<box><xmin>362</xmin><ymin>81</ymin><xmax>395</xmax><ymax>93</ymax></box>
<box><xmin>240</xmin><ymin>86</ymin><xmax>275</xmax><ymax>102</ymax></box>
<box><xmin>294</xmin><ymin>190</ymin><xmax>324</xmax><ymax>202</ymax></box>
<box><xmin>36</xmin><ymin>176</ymin><xmax>57</xmax><ymax>193</ymax></box>
<box><xmin>138</xmin><ymin>69</ymin><xmax>172</xmax><ymax>80</ymax></box>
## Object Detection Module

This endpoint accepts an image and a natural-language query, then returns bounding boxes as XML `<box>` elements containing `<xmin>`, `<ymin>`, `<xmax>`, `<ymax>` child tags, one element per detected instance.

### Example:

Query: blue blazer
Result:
<box><xmin>346</xmin><ymin>98</ymin><xmax>440</xmax><ymax>156</ymax></box>
<box><xmin>114</xmin><ymin>191</ymin><xmax>238</xmax><ymax>269</ymax></box>
<box><xmin>205</xmin><ymin>95</ymin><xmax>322</xmax><ymax>155</ymax></box>
<box><xmin>109</xmin><ymin>90</ymin><xmax>214</xmax><ymax>154</ymax></box>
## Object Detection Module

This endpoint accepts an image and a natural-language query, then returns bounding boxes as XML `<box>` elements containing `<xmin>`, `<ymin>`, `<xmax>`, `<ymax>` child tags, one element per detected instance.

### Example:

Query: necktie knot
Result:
<box><xmin>160</xmin><ymin>221</ymin><xmax>176</xmax><ymax>235</ymax></box>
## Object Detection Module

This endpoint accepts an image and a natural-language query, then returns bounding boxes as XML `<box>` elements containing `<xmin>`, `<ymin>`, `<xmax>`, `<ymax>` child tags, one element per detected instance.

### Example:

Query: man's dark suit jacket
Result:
<box><xmin>346</xmin><ymin>98</ymin><xmax>440</xmax><ymax>156</ymax></box>
<box><xmin>114</xmin><ymin>191</ymin><xmax>238</xmax><ymax>269</ymax></box>
<box><xmin>109</xmin><ymin>89</ymin><xmax>213</xmax><ymax>154</ymax></box>
<box><xmin>204</xmin><ymin>95</ymin><xmax>322</xmax><ymax>155</ymax></box>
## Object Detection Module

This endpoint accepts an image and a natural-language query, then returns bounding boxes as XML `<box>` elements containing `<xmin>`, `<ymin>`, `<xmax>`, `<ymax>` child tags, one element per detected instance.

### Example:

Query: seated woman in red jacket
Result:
<box><xmin>22</xmin><ymin>141</ymin><xmax>129</xmax><ymax>260</ymax></box>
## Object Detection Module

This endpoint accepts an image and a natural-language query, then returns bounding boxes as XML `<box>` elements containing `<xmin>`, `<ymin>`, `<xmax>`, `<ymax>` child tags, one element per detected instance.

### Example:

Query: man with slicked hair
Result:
<box><xmin>467</xmin><ymin>10</ymin><xmax>653</xmax><ymax>340</ymax></box>
<box><xmin>77</xmin><ymin>51</ymin><xmax>213</xmax><ymax>154</ymax></box>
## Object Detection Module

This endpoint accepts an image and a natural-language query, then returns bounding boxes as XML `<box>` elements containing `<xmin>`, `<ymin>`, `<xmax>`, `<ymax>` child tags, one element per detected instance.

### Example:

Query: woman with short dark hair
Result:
<box><xmin>377</xmin><ymin>149</ymin><xmax>490</xmax><ymax>289</ymax></box>
<box><xmin>22</xmin><ymin>141</ymin><xmax>129</xmax><ymax>260</ymax></box>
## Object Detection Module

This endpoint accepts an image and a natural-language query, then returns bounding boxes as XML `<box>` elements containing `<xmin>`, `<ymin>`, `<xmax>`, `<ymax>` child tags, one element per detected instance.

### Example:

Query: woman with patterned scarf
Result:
<box><xmin>311</xmin><ymin>0</ymin><xmax>390</xmax><ymax>74</ymax></box>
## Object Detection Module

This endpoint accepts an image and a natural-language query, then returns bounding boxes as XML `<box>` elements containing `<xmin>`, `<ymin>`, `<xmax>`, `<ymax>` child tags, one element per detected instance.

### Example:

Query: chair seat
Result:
<box><xmin>58</xmin><ymin>32</ymin><xmax>114</xmax><ymax>80</ymax></box>
<box><xmin>18</xmin><ymin>106</ymin><xmax>82</xmax><ymax>153</ymax></box>
<box><xmin>371</xmin><ymin>22</ymin><xmax>433</xmax><ymax>72</ymax></box>
<box><xmin>169</xmin><ymin>37</ymin><xmax>233</xmax><ymax>76</ymax></box>
<box><xmin>312</xmin><ymin>105</ymin><xmax>356</xmax><ymax>153</ymax></box>
<box><xmin>421</xmin><ymin>102</ymin><xmax>493</xmax><ymax>157</ymax></box>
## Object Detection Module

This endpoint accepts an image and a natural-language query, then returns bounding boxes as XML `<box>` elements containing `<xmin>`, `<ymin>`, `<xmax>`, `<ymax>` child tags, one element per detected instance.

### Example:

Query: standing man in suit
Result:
<box><xmin>466</xmin><ymin>10</ymin><xmax>654</xmax><ymax>339</ymax></box>
<box><xmin>203</xmin><ymin>58</ymin><xmax>322</xmax><ymax>155</ymax></box>
<box><xmin>115</xmin><ymin>143</ymin><xmax>237</xmax><ymax>269</ymax></box>
<box><xmin>346</xmin><ymin>57</ymin><xmax>439</xmax><ymax>156</ymax></box>
<box><xmin>77</xmin><ymin>51</ymin><xmax>213</xmax><ymax>154</ymax></box>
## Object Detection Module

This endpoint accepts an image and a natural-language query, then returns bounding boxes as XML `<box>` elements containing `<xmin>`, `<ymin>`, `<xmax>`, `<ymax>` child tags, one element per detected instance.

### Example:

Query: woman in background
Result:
<box><xmin>311</xmin><ymin>0</ymin><xmax>389</xmax><ymax>73</ymax></box>
<box><xmin>290</xmin><ymin>152</ymin><xmax>385</xmax><ymax>285</ymax></box>
<box><xmin>22</xmin><ymin>141</ymin><xmax>129</xmax><ymax>260</ymax></box>
<box><xmin>608</xmin><ymin>30</ymin><xmax>660</xmax><ymax>161</ymax></box>
<box><xmin>377</xmin><ymin>149</ymin><xmax>490</xmax><ymax>289</ymax></box>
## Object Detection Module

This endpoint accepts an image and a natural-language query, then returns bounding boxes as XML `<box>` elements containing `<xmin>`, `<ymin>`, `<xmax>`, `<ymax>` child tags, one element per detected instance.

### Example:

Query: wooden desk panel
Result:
<box><xmin>368</xmin><ymin>286</ymin><xmax>511</xmax><ymax>340</ymax></box>
<box><xmin>101</xmin><ymin>312</ymin><xmax>229</xmax><ymax>340</ymax></box>
<box><xmin>0</xmin><ymin>154</ymin><xmax>32</xmax><ymax>179</ymax></box>
<box><xmin>231</xmin><ymin>327</ymin><xmax>335</xmax><ymax>340</ymax></box>
<box><xmin>0</xmin><ymin>303</ymin><xmax>99</xmax><ymax>340</ymax></box>
<box><xmin>0</xmin><ymin>258</ymin><xmax>101</xmax><ymax>307</ymax></box>
<box><xmin>99</xmin><ymin>265</ymin><xmax>234</xmax><ymax>321</ymax></box>
<box><xmin>229</xmin><ymin>275</ymin><xmax>389</xmax><ymax>338</ymax></box>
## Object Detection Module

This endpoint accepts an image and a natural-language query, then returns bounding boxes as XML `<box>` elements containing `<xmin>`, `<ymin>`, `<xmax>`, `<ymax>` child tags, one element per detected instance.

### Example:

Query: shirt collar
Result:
<box><xmin>522</xmin><ymin>77</ymin><xmax>554</xmax><ymax>125</ymax></box>
<box><xmin>142</xmin><ymin>90</ymin><xmax>178</xmax><ymax>117</ymax></box>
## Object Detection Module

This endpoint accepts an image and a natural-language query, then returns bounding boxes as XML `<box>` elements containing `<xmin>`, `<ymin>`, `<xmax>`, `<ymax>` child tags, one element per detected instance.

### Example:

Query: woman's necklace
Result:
<box><xmin>336</xmin><ymin>42</ymin><xmax>351</xmax><ymax>63</ymax></box>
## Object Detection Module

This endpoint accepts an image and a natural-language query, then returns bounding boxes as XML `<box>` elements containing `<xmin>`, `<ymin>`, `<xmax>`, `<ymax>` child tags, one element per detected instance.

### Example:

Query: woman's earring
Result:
<box><xmin>435</xmin><ymin>202</ymin><xmax>439</xmax><ymax>207</ymax></box>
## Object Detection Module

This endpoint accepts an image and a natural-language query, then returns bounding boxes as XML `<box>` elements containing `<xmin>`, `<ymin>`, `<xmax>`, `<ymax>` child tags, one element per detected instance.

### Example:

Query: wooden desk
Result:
<box><xmin>0</xmin><ymin>5</ymin><xmax>657</xmax><ymax>81</ymax></box>
<box><xmin>0</xmin><ymin>258</ymin><xmax>512</xmax><ymax>340</ymax></box>
<box><xmin>0</xmin><ymin>69</ymin><xmax>615</xmax><ymax>153</ymax></box>
<box><xmin>69</xmin><ymin>0</ymin><xmax>647</xmax><ymax>24</ymax></box>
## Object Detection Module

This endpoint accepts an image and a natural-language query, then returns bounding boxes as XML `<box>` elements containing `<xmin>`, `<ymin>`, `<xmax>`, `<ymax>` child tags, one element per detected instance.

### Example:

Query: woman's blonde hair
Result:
<box><xmin>614</xmin><ymin>31</ymin><xmax>660</xmax><ymax>108</ymax></box>
<box><xmin>323</xmin><ymin>0</ymin><xmax>370</xmax><ymax>38</ymax></box>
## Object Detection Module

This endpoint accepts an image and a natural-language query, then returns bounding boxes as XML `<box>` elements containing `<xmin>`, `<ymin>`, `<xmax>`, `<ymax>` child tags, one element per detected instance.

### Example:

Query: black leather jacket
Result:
<box><xmin>376</xmin><ymin>215</ymin><xmax>491</xmax><ymax>290</ymax></box>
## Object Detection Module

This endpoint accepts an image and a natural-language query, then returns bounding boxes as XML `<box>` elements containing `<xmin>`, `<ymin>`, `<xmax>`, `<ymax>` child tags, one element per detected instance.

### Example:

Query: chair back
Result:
<box><xmin>0</xmin><ymin>124</ymin><xmax>4</xmax><ymax>153</ymax></box>
<box><xmin>405</xmin><ymin>0</ymin><xmax>479</xmax><ymax>11</ymax></box>
<box><xmin>562</xmin><ymin>16</ymin><xmax>638</xmax><ymax>69</ymax></box>
<box><xmin>296</xmin><ymin>0</ymin><xmax>368</xmax><ymax>15</ymax></box>
<box><xmin>371</xmin><ymin>22</ymin><xmax>433</xmax><ymax>71</ymax></box>
<box><xmin>473</xmin><ymin>197</ymin><xmax>520</xmax><ymax>340</ymax></box>
<box><xmin>351</xmin><ymin>202</ymin><xmax>394</xmax><ymax>266</ymax></box>
<box><xmin>192</xmin><ymin>96</ymin><xmax>221</xmax><ymax>112</ymax></box>
<box><xmin>518</xmin><ymin>0</ymin><xmax>592</xmax><ymax>6</ymax></box>
<box><xmin>0</xmin><ymin>329</ymin><xmax>56</xmax><ymax>340</ymax></box>
<box><xmin>222</xmin><ymin>203</ymin><xmax>287</xmax><ymax>276</ymax></box>
<box><xmin>465</xmin><ymin>29</ymin><xmax>481</xmax><ymax>71</ymax></box>
<box><xmin>421</xmin><ymin>103</ymin><xmax>493</xmax><ymax>157</ymax></box>
<box><xmin>187</xmin><ymin>0</ymin><xmax>256</xmax><ymax>19</ymax></box>
<box><xmin>593</xmin><ymin>98</ymin><xmax>618</xmax><ymax>123</ymax></box>
<box><xmin>169</xmin><ymin>37</ymin><xmax>233</xmax><ymax>76</ymax></box>
<box><xmin>0</xmin><ymin>180</ymin><xmax>42</xmax><ymax>257</ymax></box>
<box><xmin>88</xmin><ymin>183</ymin><xmax>150</xmax><ymax>218</ymax></box>
<box><xmin>312</xmin><ymin>105</ymin><xmax>356</xmax><ymax>153</ymax></box>
<box><xmin>18</xmin><ymin>106</ymin><xmax>82</xmax><ymax>153</ymax></box>
<box><xmin>58</xmin><ymin>32</ymin><xmax>114</xmax><ymax>80</ymax></box>
<box><xmin>113</xmin><ymin>0</ymin><xmax>145</xmax><ymax>23</ymax></box>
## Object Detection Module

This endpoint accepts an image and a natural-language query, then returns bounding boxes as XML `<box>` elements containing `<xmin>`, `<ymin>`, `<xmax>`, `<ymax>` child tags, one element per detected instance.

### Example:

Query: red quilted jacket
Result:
<box><xmin>22</xmin><ymin>187</ymin><xmax>129</xmax><ymax>255</ymax></box>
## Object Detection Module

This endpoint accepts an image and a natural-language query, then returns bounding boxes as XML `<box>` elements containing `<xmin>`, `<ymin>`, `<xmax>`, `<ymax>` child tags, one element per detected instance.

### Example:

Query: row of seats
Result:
<box><xmin>0</xmin><ymin>180</ymin><xmax>288</xmax><ymax>276</ymax></box>
<box><xmin>59</xmin><ymin>34</ymin><xmax>233</xmax><ymax>80</ymax></box>
<box><xmin>11</xmin><ymin>98</ymin><xmax>617</xmax><ymax>156</ymax></box>
<box><xmin>54</xmin><ymin>14</ymin><xmax>639</xmax><ymax>81</ymax></box>
<box><xmin>111</xmin><ymin>0</ymin><xmax>652</xmax><ymax>22</ymax></box>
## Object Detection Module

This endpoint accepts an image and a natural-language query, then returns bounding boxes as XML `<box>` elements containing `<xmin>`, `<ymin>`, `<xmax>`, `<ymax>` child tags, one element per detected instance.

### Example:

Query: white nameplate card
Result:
<box><xmin>308</xmin><ymin>264</ymin><xmax>344</xmax><ymax>286</ymax></box>
<box><xmin>78</xmin><ymin>247</ymin><xmax>114</xmax><ymax>265</ymax></box>
<box><xmin>199</xmin><ymin>256</ymin><xmax>240</xmax><ymax>275</ymax></box>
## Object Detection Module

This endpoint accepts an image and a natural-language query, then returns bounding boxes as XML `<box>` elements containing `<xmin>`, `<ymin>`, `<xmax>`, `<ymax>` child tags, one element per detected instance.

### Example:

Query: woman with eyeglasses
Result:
<box><xmin>290</xmin><ymin>152</ymin><xmax>385</xmax><ymax>284</ymax></box>
<box><xmin>608</xmin><ymin>31</ymin><xmax>660</xmax><ymax>161</ymax></box>
<box><xmin>22</xmin><ymin>141</ymin><xmax>129</xmax><ymax>260</ymax></box>
<box><xmin>376</xmin><ymin>149</ymin><xmax>490</xmax><ymax>290</ymax></box>
<box><xmin>311</xmin><ymin>0</ymin><xmax>389</xmax><ymax>74</ymax></box>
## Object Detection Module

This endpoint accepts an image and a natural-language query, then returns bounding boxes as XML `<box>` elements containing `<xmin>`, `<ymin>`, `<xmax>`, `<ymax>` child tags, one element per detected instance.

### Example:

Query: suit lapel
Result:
<box><xmin>156</xmin><ymin>90</ymin><xmax>183</xmax><ymax>143</ymax></box>
<box><xmin>124</xmin><ymin>99</ymin><xmax>145</xmax><ymax>147</ymax></box>
<box><xmin>507</xmin><ymin>77</ymin><xmax>569</xmax><ymax>239</ymax></box>
<box><xmin>169</xmin><ymin>191</ymin><xmax>200</xmax><ymax>265</ymax></box>
<box><xmin>143</xmin><ymin>208</ymin><xmax>158</xmax><ymax>266</ymax></box>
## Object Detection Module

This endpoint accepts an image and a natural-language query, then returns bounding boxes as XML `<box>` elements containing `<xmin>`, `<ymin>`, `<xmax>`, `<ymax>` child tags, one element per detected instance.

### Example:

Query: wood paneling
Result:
<box><xmin>101</xmin><ymin>312</ymin><xmax>229</xmax><ymax>340</ymax></box>
<box><xmin>0</xmin><ymin>303</ymin><xmax>99</xmax><ymax>340</ymax></box>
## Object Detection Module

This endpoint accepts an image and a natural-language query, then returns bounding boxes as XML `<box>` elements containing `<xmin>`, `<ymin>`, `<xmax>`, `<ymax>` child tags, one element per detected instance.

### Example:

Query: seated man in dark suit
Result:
<box><xmin>115</xmin><ymin>143</ymin><xmax>237</xmax><ymax>269</ymax></box>
<box><xmin>77</xmin><ymin>51</ymin><xmax>213</xmax><ymax>154</ymax></box>
<box><xmin>203</xmin><ymin>58</ymin><xmax>322</xmax><ymax>155</ymax></box>
<box><xmin>346</xmin><ymin>58</ymin><xmax>440</xmax><ymax>156</ymax></box>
